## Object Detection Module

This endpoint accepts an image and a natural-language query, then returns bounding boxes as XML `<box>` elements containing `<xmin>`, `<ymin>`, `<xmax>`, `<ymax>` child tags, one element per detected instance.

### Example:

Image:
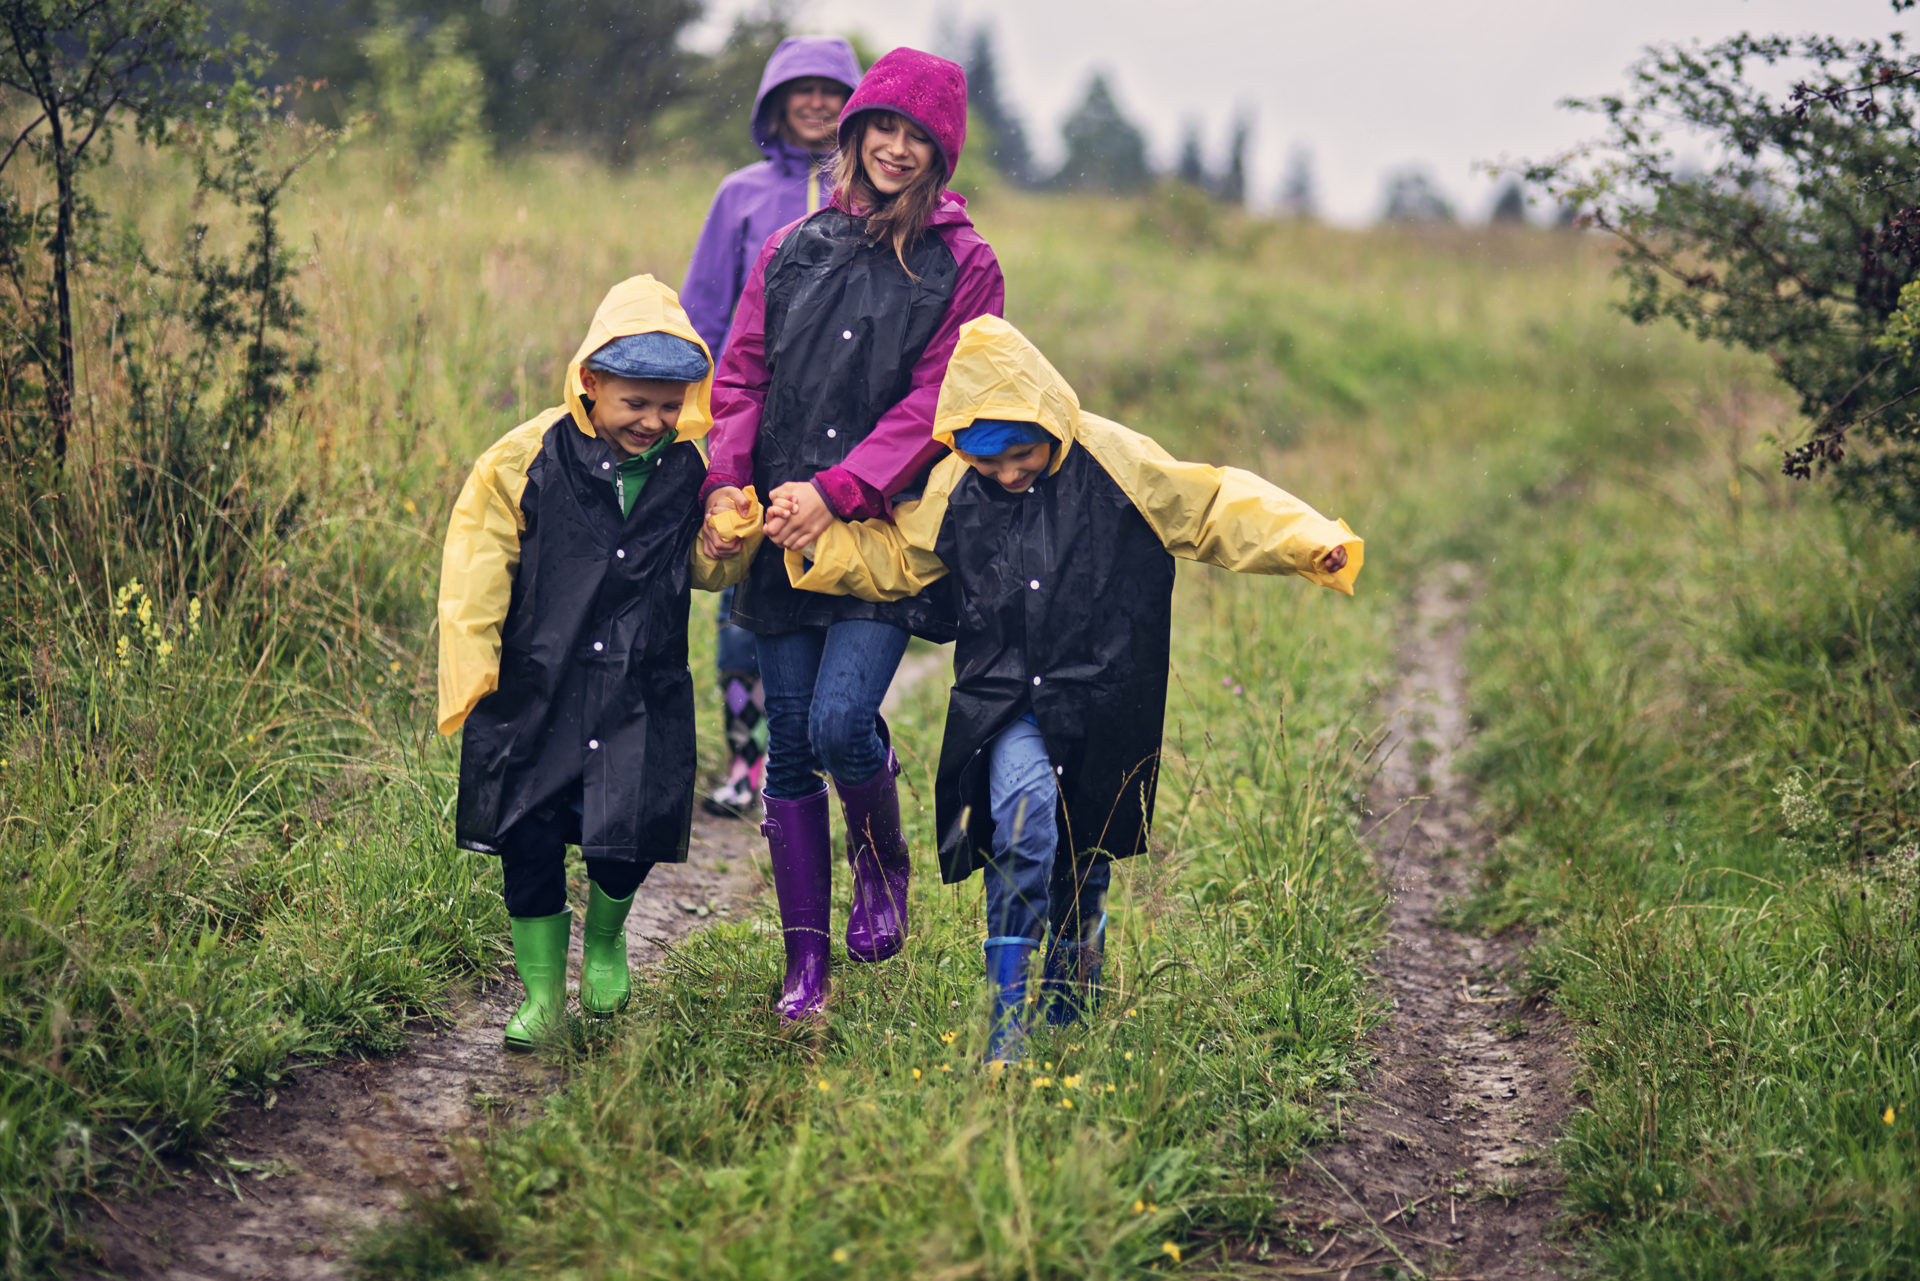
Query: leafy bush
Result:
<box><xmin>1527</xmin><ymin>3</ymin><xmax>1920</xmax><ymax>532</ymax></box>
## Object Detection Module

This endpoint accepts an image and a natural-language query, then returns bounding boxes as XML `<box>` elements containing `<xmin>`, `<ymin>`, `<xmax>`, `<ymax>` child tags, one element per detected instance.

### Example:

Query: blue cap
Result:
<box><xmin>951</xmin><ymin>418</ymin><xmax>1051</xmax><ymax>457</ymax></box>
<box><xmin>584</xmin><ymin>332</ymin><xmax>710</xmax><ymax>383</ymax></box>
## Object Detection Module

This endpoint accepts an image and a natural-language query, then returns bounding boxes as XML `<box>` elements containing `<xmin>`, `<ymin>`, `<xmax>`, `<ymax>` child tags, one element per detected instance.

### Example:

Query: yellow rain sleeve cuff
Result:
<box><xmin>691</xmin><ymin>487</ymin><xmax>763</xmax><ymax>591</ymax></box>
<box><xmin>706</xmin><ymin>486</ymin><xmax>763</xmax><ymax>540</ymax></box>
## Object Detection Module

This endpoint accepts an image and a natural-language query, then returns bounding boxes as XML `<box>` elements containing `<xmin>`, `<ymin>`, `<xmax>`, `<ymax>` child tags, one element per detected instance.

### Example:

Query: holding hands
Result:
<box><xmin>763</xmin><ymin>481</ymin><xmax>834</xmax><ymax>550</ymax></box>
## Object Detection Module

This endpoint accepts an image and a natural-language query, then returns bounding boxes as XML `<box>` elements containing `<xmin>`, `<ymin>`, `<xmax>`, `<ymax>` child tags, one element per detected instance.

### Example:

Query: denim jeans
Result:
<box><xmin>981</xmin><ymin>717</ymin><xmax>1109</xmax><ymax>945</ymax></box>
<box><xmin>754</xmin><ymin>619</ymin><xmax>910</xmax><ymax>799</ymax></box>
<box><xmin>496</xmin><ymin>788</ymin><xmax>653</xmax><ymax>917</ymax></box>
<box><xmin>714</xmin><ymin>587</ymin><xmax>759</xmax><ymax>676</ymax></box>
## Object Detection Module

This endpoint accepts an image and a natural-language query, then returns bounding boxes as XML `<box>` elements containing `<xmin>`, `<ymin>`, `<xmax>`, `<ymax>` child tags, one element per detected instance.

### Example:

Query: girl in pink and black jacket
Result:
<box><xmin>699</xmin><ymin>47</ymin><xmax>1004</xmax><ymax>1021</ymax></box>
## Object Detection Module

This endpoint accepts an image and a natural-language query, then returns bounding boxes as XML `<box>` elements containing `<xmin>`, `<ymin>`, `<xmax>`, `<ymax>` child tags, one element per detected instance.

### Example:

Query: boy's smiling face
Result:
<box><xmin>581</xmin><ymin>368</ymin><xmax>684</xmax><ymax>457</ymax></box>
<box><xmin>965</xmin><ymin>440</ymin><xmax>1053</xmax><ymax>493</ymax></box>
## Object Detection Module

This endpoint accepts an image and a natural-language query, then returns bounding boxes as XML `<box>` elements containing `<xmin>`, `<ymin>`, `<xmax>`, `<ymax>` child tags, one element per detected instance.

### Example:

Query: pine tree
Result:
<box><xmin>1054</xmin><ymin>72</ymin><xmax>1151</xmax><ymax>193</ymax></box>
<box><xmin>965</xmin><ymin>25</ymin><xmax>1034</xmax><ymax>185</ymax></box>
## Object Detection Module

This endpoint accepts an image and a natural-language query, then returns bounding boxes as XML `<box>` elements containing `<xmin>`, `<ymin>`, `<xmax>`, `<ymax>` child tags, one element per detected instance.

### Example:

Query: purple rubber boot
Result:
<box><xmin>836</xmin><ymin>727</ymin><xmax>910</xmax><ymax>963</ymax></box>
<box><xmin>761</xmin><ymin>786</ymin><xmax>833</xmax><ymax>1019</ymax></box>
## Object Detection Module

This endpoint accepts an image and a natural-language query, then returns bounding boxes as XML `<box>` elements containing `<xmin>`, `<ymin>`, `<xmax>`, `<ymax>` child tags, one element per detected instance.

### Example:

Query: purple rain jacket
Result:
<box><xmin>680</xmin><ymin>36</ymin><xmax>862</xmax><ymax>359</ymax></box>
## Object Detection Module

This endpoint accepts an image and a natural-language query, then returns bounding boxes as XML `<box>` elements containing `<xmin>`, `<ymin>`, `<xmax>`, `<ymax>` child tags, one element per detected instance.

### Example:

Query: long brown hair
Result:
<box><xmin>828</xmin><ymin>110</ymin><xmax>947</xmax><ymax>276</ymax></box>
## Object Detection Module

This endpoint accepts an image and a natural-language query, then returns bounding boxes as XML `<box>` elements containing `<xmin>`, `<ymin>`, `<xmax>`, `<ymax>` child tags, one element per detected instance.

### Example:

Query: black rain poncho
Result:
<box><xmin>786</xmin><ymin>316</ymin><xmax>1364</xmax><ymax>883</ymax></box>
<box><xmin>436</xmin><ymin>276</ymin><xmax>744</xmax><ymax>863</ymax></box>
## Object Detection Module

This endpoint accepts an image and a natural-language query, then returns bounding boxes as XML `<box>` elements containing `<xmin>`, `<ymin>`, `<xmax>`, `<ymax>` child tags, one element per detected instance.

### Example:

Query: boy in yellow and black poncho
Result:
<box><xmin>781</xmin><ymin>315</ymin><xmax>1362</xmax><ymax>1061</ymax></box>
<box><xmin>437</xmin><ymin>275</ymin><xmax>753</xmax><ymax>1048</ymax></box>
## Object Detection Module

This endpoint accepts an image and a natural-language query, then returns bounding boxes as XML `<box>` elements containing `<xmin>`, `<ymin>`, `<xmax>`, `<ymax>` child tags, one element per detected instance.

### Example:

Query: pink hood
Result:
<box><xmin>836</xmin><ymin>46</ymin><xmax>968</xmax><ymax>179</ymax></box>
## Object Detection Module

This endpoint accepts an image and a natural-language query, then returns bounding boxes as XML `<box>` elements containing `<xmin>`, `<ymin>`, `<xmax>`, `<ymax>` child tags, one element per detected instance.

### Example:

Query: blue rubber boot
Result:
<box><xmin>1042</xmin><ymin>911</ymin><xmax>1107</xmax><ymax>1028</ymax></box>
<box><xmin>984</xmin><ymin>936</ymin><xmax>1039</xmax><ymax>1064</ymax></box>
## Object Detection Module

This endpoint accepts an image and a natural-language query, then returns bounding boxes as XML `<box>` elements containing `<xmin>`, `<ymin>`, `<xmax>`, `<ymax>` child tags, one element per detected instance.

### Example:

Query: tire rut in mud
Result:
<box><xmin>1267</xmin><ymin>565</ymin><xmax>1574</xmax><ymax>1280</ymax></box>
<box><xmin>70</xmin><ymin>811</ymin><xmax>765</xmax><ymax>1280</ymax></box>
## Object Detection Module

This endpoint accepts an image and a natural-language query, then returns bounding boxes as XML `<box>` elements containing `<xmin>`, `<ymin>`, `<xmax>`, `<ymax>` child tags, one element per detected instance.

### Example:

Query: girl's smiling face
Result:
<box><xmin>581</xmin><ymin>368</ymin><xmax>684</xmax><ymax>457</ymax></box>
<box><xmin>965</xmin><ymin>440</ymin><xmax>1053</xmax><ymax>493</ymax></box>
<box><xmin>859</xmin><ymin>112</ymin><xmax>938</xmax><ymax>198</ymax></box>
<box><xmin>778</xmin><ymin>77</ymin><xmax>848</xmax><ymax>151</ymax></box>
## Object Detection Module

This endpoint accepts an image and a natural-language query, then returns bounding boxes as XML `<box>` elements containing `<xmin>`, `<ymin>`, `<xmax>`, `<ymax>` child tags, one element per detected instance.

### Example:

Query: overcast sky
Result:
<box><xmin>686</xmin><ymin>0</ymin><xmax>1911</xmax><ymax>224</ymax></box>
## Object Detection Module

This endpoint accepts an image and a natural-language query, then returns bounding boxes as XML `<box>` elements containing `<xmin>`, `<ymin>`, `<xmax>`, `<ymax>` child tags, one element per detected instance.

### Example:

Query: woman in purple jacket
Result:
<box><xmin>699</xmin><ymin>47</ymin><xmax>1005</xmax><ymax>1021</ymax></box>
<box><xmin>683</xmin><ymin>36</ymin><xmax>861</xmax><ymax>820</ymax></box>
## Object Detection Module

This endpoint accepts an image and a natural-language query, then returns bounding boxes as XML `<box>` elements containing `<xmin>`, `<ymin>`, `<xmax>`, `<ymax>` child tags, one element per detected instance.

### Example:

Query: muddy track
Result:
<box><xmin>1268</xmin><ymin>565</ymin><xmax>1575</xmax><ymax>1280</ymax></box>
<box><xmin>70</xmin><ymin>811</ymin><xmax>763</xmax><ymax>1280</ymax></box>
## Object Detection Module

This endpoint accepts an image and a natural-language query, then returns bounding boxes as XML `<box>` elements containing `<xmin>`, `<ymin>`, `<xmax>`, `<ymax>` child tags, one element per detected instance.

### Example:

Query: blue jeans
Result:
<box><xmin>754</xmin><ymin>620</ymin><xmax>910</xmax><ymax>799</ymax></box>
<box><xmin>715</xmin><ymin>587</ymin><xmax>759</xmax><ymax>675</ymax></box>
<box><xmin>982</xmin><ymin>718</ymin><xmax>1110</xmax><ymax>944</ymax></box>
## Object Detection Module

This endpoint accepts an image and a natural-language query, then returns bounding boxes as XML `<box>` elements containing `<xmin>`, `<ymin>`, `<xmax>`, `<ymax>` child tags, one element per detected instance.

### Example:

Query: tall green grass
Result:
<box><xmin>1</xmin><ymin>132</ymin><xmax>1782</xmax><ymax>1278</ymax></box>
<box><xmin>1456</xmin><ymin>382</ymin><xmax>1920</xmax><ymax>1277</ymax></box>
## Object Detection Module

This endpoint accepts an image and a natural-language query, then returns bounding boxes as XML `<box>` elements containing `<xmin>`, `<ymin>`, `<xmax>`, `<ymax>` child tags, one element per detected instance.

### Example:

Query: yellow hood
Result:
<box><xmin>562</xmin><ymin>274</ymin><xmax>715</xmax><ymax>445</ymax></box>
<box><xmin>932</xmin><ymin>315</ymin><xmax>1080</xmax><ymax>475</ymax></box>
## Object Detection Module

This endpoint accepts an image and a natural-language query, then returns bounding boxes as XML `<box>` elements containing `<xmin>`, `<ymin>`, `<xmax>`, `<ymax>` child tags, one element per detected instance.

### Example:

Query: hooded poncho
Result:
<box><xmin>786</xmin><ymin>316</ymin><xmax>1364</xmax><ymax>883</ymax></box>
<box><xmin>437</xmin><ymin>275</ymin><xmax>745</xmax><ymax>862</ymax></box>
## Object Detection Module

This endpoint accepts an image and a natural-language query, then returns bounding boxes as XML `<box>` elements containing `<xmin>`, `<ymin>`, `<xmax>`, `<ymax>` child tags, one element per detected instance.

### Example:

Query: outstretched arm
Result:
<box><xmin>1078</xmin><ymin>414</ymin><xmax>1364</xmax><ymax>593</ymax></box>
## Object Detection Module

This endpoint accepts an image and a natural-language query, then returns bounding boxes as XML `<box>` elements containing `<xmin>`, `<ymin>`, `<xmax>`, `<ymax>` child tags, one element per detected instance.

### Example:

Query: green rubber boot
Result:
<box><xmin>503</xmin><ymin>909</ymin><xmax>571</xmax><ymax>1050</ymax></box>
<box><xmin>579</xmin><ymin>882</ymin><xmax>635</xmax><ymax>1016</ymax></box>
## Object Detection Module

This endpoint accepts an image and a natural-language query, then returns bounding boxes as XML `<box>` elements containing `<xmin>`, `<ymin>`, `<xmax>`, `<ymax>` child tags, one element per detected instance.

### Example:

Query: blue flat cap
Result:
<box><xmin>584</xmin><ymin>332</ymin><xmax>710</xmax><ymax>382</ymax></box>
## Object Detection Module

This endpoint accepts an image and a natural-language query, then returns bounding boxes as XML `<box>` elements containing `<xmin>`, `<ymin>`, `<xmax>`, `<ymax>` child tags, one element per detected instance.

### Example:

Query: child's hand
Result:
<box><xmin>765</xmin><ymin>481</ymin><xmax>833</xmax><ymax>550</ymax></box>
<box><xmin>1321</xmin><ymin>545</ymin><xmax>1348</xmax><ymax>574</ymax></box>
<box><xmin>701</xmin><ymin>487</ymin><xmax>750</xmax><ymax>559</ymax></box>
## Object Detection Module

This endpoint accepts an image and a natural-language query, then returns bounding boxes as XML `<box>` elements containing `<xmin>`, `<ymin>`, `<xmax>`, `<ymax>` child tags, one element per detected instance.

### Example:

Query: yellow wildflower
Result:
<box><xmin>1063</xmin><ymin>1075</ymin><xmax>1081</xmax><ymax>1088</ymax></box>
<box><xmin>1132</xmin><ymin>1199</ymin><xmax>1145</xmax><ymax>1214</ymax></box>
<box><xmin>1161</xmin><ymin>1241</ymin><xmax>1181</xmax><ymax>1263</ymax></box>
<box><xmin>1886</xmin><ymin>1107</ymin><xmax>1898</xmax><ymax>1125</ymax></box>
<box><xmin>1126</xmin><ymin>1007</ymin><xmax>1138</xmax><ymax>1018</ymax></box>
<box><xmin>937</xmin><ymin>1064</ymin><xmax>952</xmax><ymax>1073</ymax></box>
<box><xmin>912</xmin><ymin>1068</ymin><xmax>923</xmax><ymax>1081</ymax></box>
<box><xmin>831</xmin><ymin>1247</ymin><xmax>849</xmax><ymax>1264</ymax></box>
<box><xmin>1061</xmin><ymin>1099</ymin><xmax>1073</xmax><ymax>1110</ymax></box>
<box><xmin>1106</xmin><ymin>1084</ymin><xmax>1116</xmax><ymax>1094</ymax></box>
<box><xmin>1124</xmin><ymin>1051</ymin><xmax>1134</xmax><ymax>1061</ymax></box>
<box><xmin>941</xmin><ymin>1032</ymin><xmax>956</xmax><ymax>1044</ymax></box>
<box><xmin>1032</xmin><ymin>1077</ymin><xmax>1052</xmax><ymax>1088</ymax></box>
<box><xmin>817</xmin><ymin>1079</ymin><xmax>831</xmax><ymax>1092</ymax></box>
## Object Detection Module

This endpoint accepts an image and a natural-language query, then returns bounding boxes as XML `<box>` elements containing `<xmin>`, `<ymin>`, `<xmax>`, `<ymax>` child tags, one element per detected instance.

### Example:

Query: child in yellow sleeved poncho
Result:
<box><xmin>437</xmin><ymin>274</ymin><xmax>755</xmax><ymax>1049</ymax></box>
<box><xmin>774</xmin><ymin>314</ymin><xmax>1360</xmax><ymax>1060</ymax></box>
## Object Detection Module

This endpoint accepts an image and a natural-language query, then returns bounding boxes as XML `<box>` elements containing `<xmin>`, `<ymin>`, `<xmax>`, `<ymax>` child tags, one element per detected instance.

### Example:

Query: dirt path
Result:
<box><xmin>71</xmin><ymin>651</ymin><xmax>967</xmax><ymax>1281</ymax></box>
<box><xmin>1269</xmin><ymin>565</ymin><xmax>1574</xmax><ymax>1279</ymax></box>
<box><xmin>72</xmin><ymin>811</ymin><xmax>763</xmax><ymax>1281</ymax></box>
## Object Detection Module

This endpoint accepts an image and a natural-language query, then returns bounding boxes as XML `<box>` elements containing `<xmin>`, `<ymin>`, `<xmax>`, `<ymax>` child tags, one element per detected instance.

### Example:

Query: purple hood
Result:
<box><xmin>751</xmin><ymin>36</ymin><xmax>862</xmax><ymax>155</ymax></box>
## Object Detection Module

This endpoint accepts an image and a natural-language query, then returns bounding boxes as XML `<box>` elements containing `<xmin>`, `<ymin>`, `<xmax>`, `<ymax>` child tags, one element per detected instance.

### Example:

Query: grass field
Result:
<box><xmin>1</xmin><ymin>134</ymin><xmax>1915</xmax><ymax>1279</ymax></box>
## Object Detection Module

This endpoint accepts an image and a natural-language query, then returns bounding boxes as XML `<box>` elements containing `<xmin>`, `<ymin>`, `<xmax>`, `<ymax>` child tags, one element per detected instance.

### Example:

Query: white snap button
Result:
<box><xmin>1055</xmin><ymin>766</ymin><xmax>1063</xmax><ymax>775</ymax></box>
<box><xmin>588</xmin><ymin>739</ymin><xmax>600</xmax><ymax>750</ymax></box>
<box><xmin>593</xmin><ymin>641</ymin><xmax>604</xmax><ymax>652</ymax></box>
<box><xmin>601</xmin><ymin>461</ymin><xmax>611</xmax><ymax>470</ymax></box>
<box><xmin>826</xmin><ymin>428</ymin><xmax>837</xmax><ymax>439</ymax></box>
<box><xmin>841</xmin><ymin>329</ymin><xmax>853</xmax><ymax>340</ymax></box>
<box><xmin>616</xmin><ymin>549</ymin><xmax>626</xmax><ymax>559</ymax></box>
<box><xmin>1029</xmin><ymin>579</ymin><xmax>1040</xmax><ymax>590</ymax></box>
<box><xmin>1032</xmin><ymin>675</ymin><xmax>1042</xmax><ymax>686</ymax></box>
